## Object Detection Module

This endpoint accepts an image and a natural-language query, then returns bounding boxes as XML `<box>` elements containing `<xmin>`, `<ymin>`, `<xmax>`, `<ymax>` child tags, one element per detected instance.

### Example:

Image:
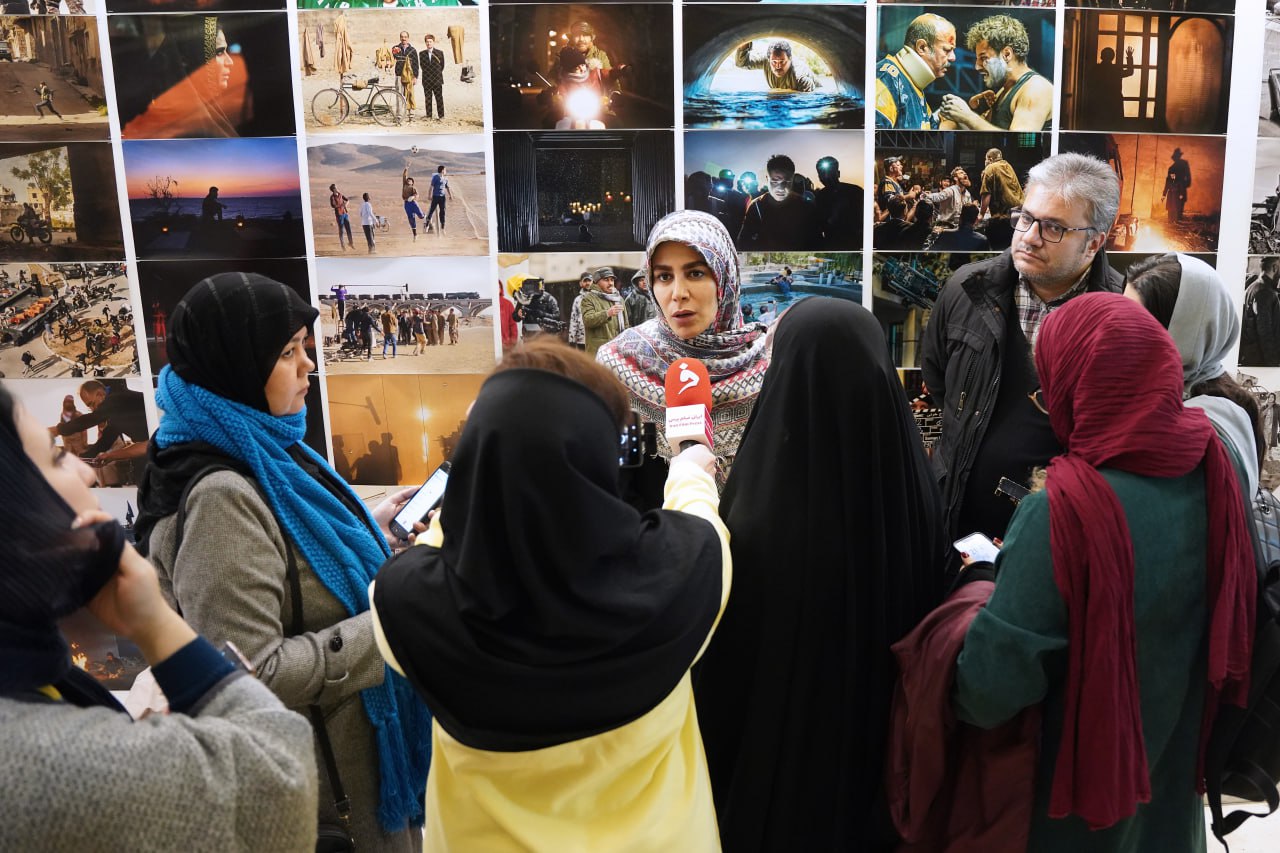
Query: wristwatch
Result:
<box><xmin>219</xmin><ymin>640</ymin><xmax>255</xmax><ymax>676</ymax></box>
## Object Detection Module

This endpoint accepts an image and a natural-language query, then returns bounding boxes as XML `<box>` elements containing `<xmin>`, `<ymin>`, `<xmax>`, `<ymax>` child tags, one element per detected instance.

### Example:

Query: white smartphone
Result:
<box><xmin>952</xmin><ymin>532</ymin><xmax>1000</xmax><ymax>564</ymax></box>
<box><xmin>389</xmin><ymin>462</ymin><xmax>450</xmax><ymax>541</ymax></box>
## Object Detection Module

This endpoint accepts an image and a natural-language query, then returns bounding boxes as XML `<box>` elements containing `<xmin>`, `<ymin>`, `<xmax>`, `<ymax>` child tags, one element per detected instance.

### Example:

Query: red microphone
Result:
<box><xmin>664</xmin><ymin>358</ymin><xmax>713</xmax><ymax>451</ymax></box>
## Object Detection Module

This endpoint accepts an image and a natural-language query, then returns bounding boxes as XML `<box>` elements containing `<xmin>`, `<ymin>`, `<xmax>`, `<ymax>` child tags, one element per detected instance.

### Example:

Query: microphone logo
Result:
<box><xmin>677</xmin><ymin>361</ymin><xmax>700</xmax><ymax>395</ymax></box>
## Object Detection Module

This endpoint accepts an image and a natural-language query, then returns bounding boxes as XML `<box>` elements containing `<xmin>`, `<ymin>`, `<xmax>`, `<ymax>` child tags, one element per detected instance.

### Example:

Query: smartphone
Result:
<box><xmin>995</xmin><ymin>476</ymin><xmax>1031</xmax><ymax>506</ymax></box>
<box><xmin>953</xmin><ymin>532</ymin><xmax>1000</xmax><ymax>564</ymax></box>
<box><xmin>389</xmin><ymin>461</ymin><xmax>450</xmax><ymax>541</ymax></box>
<box><xmin>619</xmin><ymin>410</ymin><xmax>641</xmax><ymax>468</ymax></box>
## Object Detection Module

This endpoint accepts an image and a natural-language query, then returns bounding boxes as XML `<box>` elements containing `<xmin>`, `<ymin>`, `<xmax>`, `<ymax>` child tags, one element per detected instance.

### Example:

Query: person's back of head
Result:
<box><xmin>886</xmin><ymin>196</ymin><xmax>907</xmax><ymax>220</ymax></box>
<box><xmin>494</xmin><ymin>337</ymin><xmax>630</xmax><ymax>429</ymax></box>
<box><xmin>959</xmin><ymin>202</ymin><xmax>980</xmax><ymax>228</ymax></box>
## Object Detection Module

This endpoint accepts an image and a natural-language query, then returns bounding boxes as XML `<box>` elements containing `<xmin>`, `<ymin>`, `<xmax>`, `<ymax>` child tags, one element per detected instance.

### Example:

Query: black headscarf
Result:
<box><xmin>135</xmin><ymin>272</ymin><xmax>319</xmax><ymax>551</ymax></box>
<box><xmin>0</xmin><ymin>383</ymin><xmax>126</xmax><ymax>696</ymax></box>
<box><xmin>692</xmin><ymin>298</ymin><xmax>947</xmax><ymax>851</ymax></box>
<box><xmin>373</xmin><ymin>368</ymin><xmax>724</xmax><ymax>751</ymax></box>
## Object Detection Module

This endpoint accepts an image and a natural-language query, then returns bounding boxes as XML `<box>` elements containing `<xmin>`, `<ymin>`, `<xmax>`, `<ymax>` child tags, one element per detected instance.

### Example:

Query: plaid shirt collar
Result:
<box><xmin>1015</xmin><ymin>270</ymin><xmax>1090</xmax><ymax>348</ymax></box>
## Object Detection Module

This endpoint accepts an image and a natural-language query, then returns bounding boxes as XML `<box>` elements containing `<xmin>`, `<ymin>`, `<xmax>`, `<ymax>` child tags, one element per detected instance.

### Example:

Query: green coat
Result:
<box><xmin>954</xmin><ymin>468</ymin><xmax>1209</xmax><ymax>853</ymax></box>
<box><xmin>581</xmin><ymin>288</ymin><xmax>624</xmax><ymax>357</ymax></box>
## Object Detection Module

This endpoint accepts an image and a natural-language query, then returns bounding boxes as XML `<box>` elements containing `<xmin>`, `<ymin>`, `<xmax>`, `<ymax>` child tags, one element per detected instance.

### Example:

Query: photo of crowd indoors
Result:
<box><xmin>874</xmin><ymin>131</ymin><xmax>1050</xmax><ymax>252</ymax></box>
<box><xmin>309</xmin><ymin>139</ymin><xmax>488</xmax><ymax>258</ymax></box>
<box><xmin>685</xmin><ymin>140</ymin><xmax>865</xmax><ymax>252</ymax></box>
<box><xmin>1061</xmin><ymin>7</ymin><xmax>1232</xmax><ymax>135</ymax></box>
<box><xmin>1062</xmin><ymin>131</ymin><xmax>1223</xmax><ymax>253</ymax></box>
<box><xmin>490</xmin><ymin>7</ymin><xmax>674</xmax><ymax>131</ymax></box>
<box><xmin>320</xmin><ymin>282</ymin><xmax>494</xmax><ymax>374</ymax></box>
<box><xmin>874</xmin><ymin>7</ymin><xmax>1056</xmax><ymax>132</ymax></box>
<box><xmin>494</xmin><ymin>130</ymin><xmax>673</xmax><ymax>252</ymax></box>
<box><xmin>681</xmin><ymin>4</ymin><xmax>865</xmax><ymax>130</ymax></box>
<box><xmin>108</xmin><ymin>11</ymin><xmax>296</xmax><ymax>140</ymax></box>
<box><xmin>122</xmin><ymin>138</ymin><xmax>305</xmax><ymax>260</ymax></box>
<box><xmin>0</xmin><ymin>262</ymin><xmax>134</xmax><ymax>379</ymax></box>
<box><xmin>326</xmin><ymin>371</ymin><xmax>483</xmax><ymax>487</ymax></box>
<box><xmin>0</xmin><ymin>142</ymin><xmax>123</xmax><ymax>260</ymax></box>
<box><xmin>0</xmin><ymin>15</ymin><xmax>110</xmax><ymax>142</ymax></box>
<box><xmin>299</xmin><ymin>8</ymin><xmax>483</xmax><ymax>134</ymax></box>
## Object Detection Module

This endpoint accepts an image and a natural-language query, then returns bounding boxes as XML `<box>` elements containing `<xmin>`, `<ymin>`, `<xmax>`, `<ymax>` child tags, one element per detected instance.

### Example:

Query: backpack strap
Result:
<box><xmin>172</xmin><ymin>465</ymin><xmax>352</xmax><ymax>827</ymax></box>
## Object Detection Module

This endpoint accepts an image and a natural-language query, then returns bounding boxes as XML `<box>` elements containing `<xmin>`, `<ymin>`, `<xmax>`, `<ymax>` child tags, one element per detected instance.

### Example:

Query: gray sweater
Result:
<box><xmin>0</xmin><ymin>674</ymin><xmax>317</xmax><ymax>852</ymax></box>
<box><xmin>148</xmin><ymin>471</ymin><xmax>417</xmax><ymax>852</ymax></box>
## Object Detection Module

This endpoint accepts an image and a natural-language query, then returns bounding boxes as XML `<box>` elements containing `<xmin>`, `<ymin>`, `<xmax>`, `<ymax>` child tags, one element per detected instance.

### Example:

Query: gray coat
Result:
<box><xmin>0</xmin><ymin>674</ymin><xmax>317</xmax><ymax>853</ymax></box>
<box><xmin>149</xmin><ymin>471</ymin><xmax>418</xmax><ymax>853</ymax></box>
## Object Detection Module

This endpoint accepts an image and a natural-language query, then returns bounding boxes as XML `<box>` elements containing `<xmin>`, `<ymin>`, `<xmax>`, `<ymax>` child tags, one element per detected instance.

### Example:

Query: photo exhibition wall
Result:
<box><xmin>0</xmin><ymin>0</ymin><xmax>1268</xmax><ymax>684</ymax></box>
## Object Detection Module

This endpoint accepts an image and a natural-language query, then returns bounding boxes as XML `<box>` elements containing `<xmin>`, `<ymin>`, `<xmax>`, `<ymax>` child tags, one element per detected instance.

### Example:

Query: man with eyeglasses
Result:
<box><xmin>920</xmin><ymin>153</ymin><xmax>1123</xmax><ymax>549</ymax></box>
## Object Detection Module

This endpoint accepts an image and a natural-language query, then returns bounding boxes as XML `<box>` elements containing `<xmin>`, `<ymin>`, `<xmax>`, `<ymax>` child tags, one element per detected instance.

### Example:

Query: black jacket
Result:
<box><xmin>920</xmin><ymin>249</ymin><xmax>1122</xmax><ymax>537</ymax></box>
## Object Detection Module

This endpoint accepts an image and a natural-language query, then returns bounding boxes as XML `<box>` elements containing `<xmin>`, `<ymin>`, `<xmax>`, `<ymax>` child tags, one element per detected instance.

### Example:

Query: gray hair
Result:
<box><xmin>1025</xmin><ymin>153</ymin><xmax>1120</xmax><ymax>235</ymax></box>
<box><xmin>768</xmin><ymin>40</ymin><xmax>793</xmax><ymax>57</ymax></box>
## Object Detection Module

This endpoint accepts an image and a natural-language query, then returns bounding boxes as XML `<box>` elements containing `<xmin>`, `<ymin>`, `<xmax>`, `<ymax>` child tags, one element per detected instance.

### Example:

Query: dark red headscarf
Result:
<box><xmin>1035</xmin><ymin>293</ymin><xmax>1254</xmax><ymax>829</ymax></box>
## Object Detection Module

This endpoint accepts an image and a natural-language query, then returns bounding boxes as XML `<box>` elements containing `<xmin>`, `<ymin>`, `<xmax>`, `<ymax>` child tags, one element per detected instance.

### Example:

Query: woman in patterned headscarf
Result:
<box><xmin>597</xmin><ymin>210</ymin><xmax>770</xmax><ymax>486</ymax></box>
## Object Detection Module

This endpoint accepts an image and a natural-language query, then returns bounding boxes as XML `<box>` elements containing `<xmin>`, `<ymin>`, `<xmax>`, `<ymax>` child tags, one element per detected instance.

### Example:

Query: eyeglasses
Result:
<box><xmin>1010</xmin><ymin>208</ymin><xmax>1097</xmax><ymax>244</ymax></box>
<box><xmin>1028</xmin><ymin>388</ymin><xmax>1048</xmax><ymax>416</ymax></box>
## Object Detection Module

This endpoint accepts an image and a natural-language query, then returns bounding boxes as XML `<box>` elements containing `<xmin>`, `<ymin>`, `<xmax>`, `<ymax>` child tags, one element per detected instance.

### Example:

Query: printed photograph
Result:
<box><xmin>1241</xmin><ymin>256</ymin><xmax>1280</xmax><ymax>369</ymax></box>
<box><xmin>108</xmin><ymin>12</ymin><xmax>295</xmax><ymax>140</ymax></box>
<box><xmin>134</xmin><ymin>258</ymin><xmax>313</xmax><ymax>373</ymax></box>
<box><xmin>299</xmin><ymin>1</ymin><xmax>478</xmax><ymax>7</ymax></box>
<box><xmin>498</xmin><ymin>250</ymin><xmax>646</xmax><ymax>343</ymax></box>
<box><xmin>682</xmin><ymin>4</ymin><xmax>865</xmax><ymax>130</ymax></box>
<box><xmin>489</xmin><ymin>5</ymin><xmax>674</xmax><ymax>131</ymax></box>
<box><xmin>122</xmin><ymin>137</ymin><xmax>305</xmax><ymax>260</ymax></box>
<box><xmin>1262</xmin><ymin>17</ymin><xmax>1280</xmax><ymax>138</ymax></box>
<box><xmin>1254</xmin><ymin>140</ymin><xmax>1280</xmax><ymax>255</ymax></box>
<box><xmin>317</xmin><ymin>256</ymin><xmax>495</xmax><ymax>374</ymax></box>
<box><xmin>9</xmin><ymin>375</ymin><xmax>152</xmax><ymax>486</ymax></box>
<box><xmin>0</xmin><ymin>261</ymin><xmax>135</xmax><ymax>379</ymax></box>
<box><xmin>308</xmin><ymin>136</ymin><xmax>487</xmax><ymax>258</ymax></box>
<box><xmin>494</xmin><ymin>130</ymin><xmax>674</xmax><ymax>253</ymax></box>
<box><xmin>1060</xmin><ymin>131</ymin><xmax>1223</xmax><ymax>253</ymax></box>
<box><xmin>4</xmin><ymin>0</ymin><xmax>99</xmax><ymax>11</ymax></box>
<box><xmin>739</xmin><ymin>251</ymin><xmax>862</xmax><ymax>316</ymax></box>
<box><xmin>0</xmin><ymin>16</ymin><xmax>108</xmax><ymax>141</ymax></box>
<box><xmin>1061</xmin><ymin>8</ymin><xmax>1233</xmax><ymax>133</ymax></box>
<box><xmin>873</xmin><ymin>130</ymin><xmax>1049</xmax><ymax>251</ymax></box>
<box><xmin>875</xmin><ymin>6</ymin><xmax>1055</xmax><ymax>131</ymax></box>
<box><xmin>109</xmin><ymin>0</ymin><xmax>285</xmax><ymax>11</ymax></box>
<box><xmin>326</xmin><ymin>372</ymin><xmax>485</xmax><ymax>488</ymax></box>
<box><xmin>300</xmin><ymin>8</ymin><xmax>482</xmax><ymax>134</ymax></box>
<box><xmin>684</xmin><ymin>130</ymin><xmax>864</xmax><ymax>251</ymax></box>
<box><xmin>0</xmin><ymin>142</ymin><xmax>123</xmax><ymax>261</ymax></box>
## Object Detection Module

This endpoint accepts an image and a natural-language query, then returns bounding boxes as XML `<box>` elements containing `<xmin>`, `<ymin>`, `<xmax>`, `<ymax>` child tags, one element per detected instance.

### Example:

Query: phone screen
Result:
<box><xmin>390</xmin><ymin>462</ymin><xmax>450</xmax><ymax>539</ymax></box>
<box><xmin>953</xmin><ymin>532</ymin><xmax>1000</xmax><ymax>564</ymax></box>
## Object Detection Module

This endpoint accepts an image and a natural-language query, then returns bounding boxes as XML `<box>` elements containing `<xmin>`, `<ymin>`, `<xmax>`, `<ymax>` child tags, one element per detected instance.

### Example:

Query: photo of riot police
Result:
<box><xmin>873</xmin><ymin>130</ymin><xmax>1049</xmax><ymax>251</ymax></box>
<box><xmin>874</xmin><ymin>6</ymin><xmax>1055</xmax><ymax>132</ymax></box>
<box><xmin>1059</xmin><ymin>132</ymin><xmax>1223</xmax><ymax>253</ymax></box>
<box><xmin>108</xmin><ymin>12</ymin><xmax>296</xmax><ymax>140</ymax></box>
<box><xmin>493</xmin><ymin>130</ymin><xmax>674</xmax><ymax>253</ymax></box>
<box><xmin>682</xmin><ymin>5</ymin><xmax>865</xmax><ymax>130</ymax></box>
<box><xmin>489</xmin><ymin>7</ymin><xmax>674</xmax><ymax>131</ymax></box>
<box><xmin>684</xmin><ymin>130</ymin><xmax>864</xmax><ymax>252</ymax></box>
<box><xmin>1061</xmin><ymin>8</ymin><xmax>1233</xmax><ymax>134</ymax></box>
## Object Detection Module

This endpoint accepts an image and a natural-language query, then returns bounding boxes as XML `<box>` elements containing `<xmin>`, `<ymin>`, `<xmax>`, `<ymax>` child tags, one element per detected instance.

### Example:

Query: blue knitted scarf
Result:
<box><xmin>155</xmin><ymin>367</ymin><xmax>430</xmax><ymax>832</ymax></box>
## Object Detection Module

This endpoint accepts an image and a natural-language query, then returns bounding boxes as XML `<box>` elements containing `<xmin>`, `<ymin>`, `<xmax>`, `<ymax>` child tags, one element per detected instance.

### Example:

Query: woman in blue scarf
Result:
<box><xmin>136</xmin><ymin>272</ymin><xmax>430</xmax><ymax>852</ymax></box>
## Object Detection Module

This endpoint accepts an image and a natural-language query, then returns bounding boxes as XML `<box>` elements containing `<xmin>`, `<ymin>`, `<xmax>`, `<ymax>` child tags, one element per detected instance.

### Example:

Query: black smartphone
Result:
<box><xmin>995</xmin><ymin>476</ymin><xmax>1031</xmax><ymax>506</ymax></box>
<box><xmin>620</xmin><ymin>410</ymin><xmax>642</xmax><ymax>468</ymax></box>
<box><xmin>389</xmin><ymin>461</ymin><xmax>451</xmax><ymax>541</ymax></box>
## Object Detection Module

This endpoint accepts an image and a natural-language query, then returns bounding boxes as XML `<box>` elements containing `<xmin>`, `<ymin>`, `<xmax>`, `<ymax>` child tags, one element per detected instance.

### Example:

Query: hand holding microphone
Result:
<box><xmin>664</xmin><ymin>358</ymin><xmax>713</xmax><ymax>453</ymax></box>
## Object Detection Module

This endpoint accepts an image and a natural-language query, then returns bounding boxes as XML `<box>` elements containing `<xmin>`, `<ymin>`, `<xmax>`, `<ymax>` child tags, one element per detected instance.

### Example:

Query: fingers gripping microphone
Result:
<box><xmin>664</xmin><ymin>358</ymin><xmax>713</xmax><ymax>451</ymax></box>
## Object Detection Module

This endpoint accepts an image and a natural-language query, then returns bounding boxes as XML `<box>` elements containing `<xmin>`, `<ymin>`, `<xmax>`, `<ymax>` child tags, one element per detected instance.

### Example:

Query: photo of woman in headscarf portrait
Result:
<box><xmin>109</xmin><ymin>12</ymin><xmax>296</xmax><ymax>140</ymax></box>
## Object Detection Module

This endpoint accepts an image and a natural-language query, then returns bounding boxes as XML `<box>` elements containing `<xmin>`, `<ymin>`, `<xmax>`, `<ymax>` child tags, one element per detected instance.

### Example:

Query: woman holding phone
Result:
<box><xmin>135</xmin><ymin>272</ymin><xmax>431</xmax><ymax>852</ymax></box>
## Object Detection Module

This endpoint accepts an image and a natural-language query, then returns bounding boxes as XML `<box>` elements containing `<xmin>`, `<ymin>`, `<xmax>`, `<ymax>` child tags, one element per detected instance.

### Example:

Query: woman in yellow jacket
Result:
<box><xmin>371</xmin><ymin>340</ymin><xmax>730</xmax><ymax>852</ymax></box>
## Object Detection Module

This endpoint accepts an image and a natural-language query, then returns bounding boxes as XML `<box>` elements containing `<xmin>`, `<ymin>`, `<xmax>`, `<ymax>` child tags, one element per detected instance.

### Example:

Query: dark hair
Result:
<box><xmin>959</xmin><ymin>202</ymin><xmax>980</xmax><ymax>227</ymax></box>
<box><xmin>362</xmin><ymin>192</ymin><xmax>370</xmax><ymax>201</ymax></box>
<box><xmin>887</xmin><ymin>196</ymin><xmax>907</xmax><ymax>218</ymax></box>
<box><xmin>913</xmin><ymin>198</ymin><xmax>934</xmax><ymax>223</ymax></box>
<box><xmin>766</xmin><ymin>154</ymin><xmax>795</xmax><ymax>177</ymax></box>
<box><xmin>493</xmin><ymin>338</ymin><xmax>631</xmax><ymax>428</ymax></box>
<box><xmin>0</xmin><ymin>382</ymin><xmax>16</xmax><ymax>441</ymax></box>
<box><xmin>424</xmin><ymin>33</ymin><xmax>435</xmax><ymax>41</ymax></box>
<box><xmin>1123</xmin><ymin>253</ymin><xmax>1180</xmax><ymax>330</ymax></box>
<box><xmin>1127</xmin><ymin>253</ymin><xmax>1266</xmax><ymax>466</ymax></box>
<box><xmin>436</xmin><ymin>165</ymin><xmax>446</xmax><ymax>174</ymax></box>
